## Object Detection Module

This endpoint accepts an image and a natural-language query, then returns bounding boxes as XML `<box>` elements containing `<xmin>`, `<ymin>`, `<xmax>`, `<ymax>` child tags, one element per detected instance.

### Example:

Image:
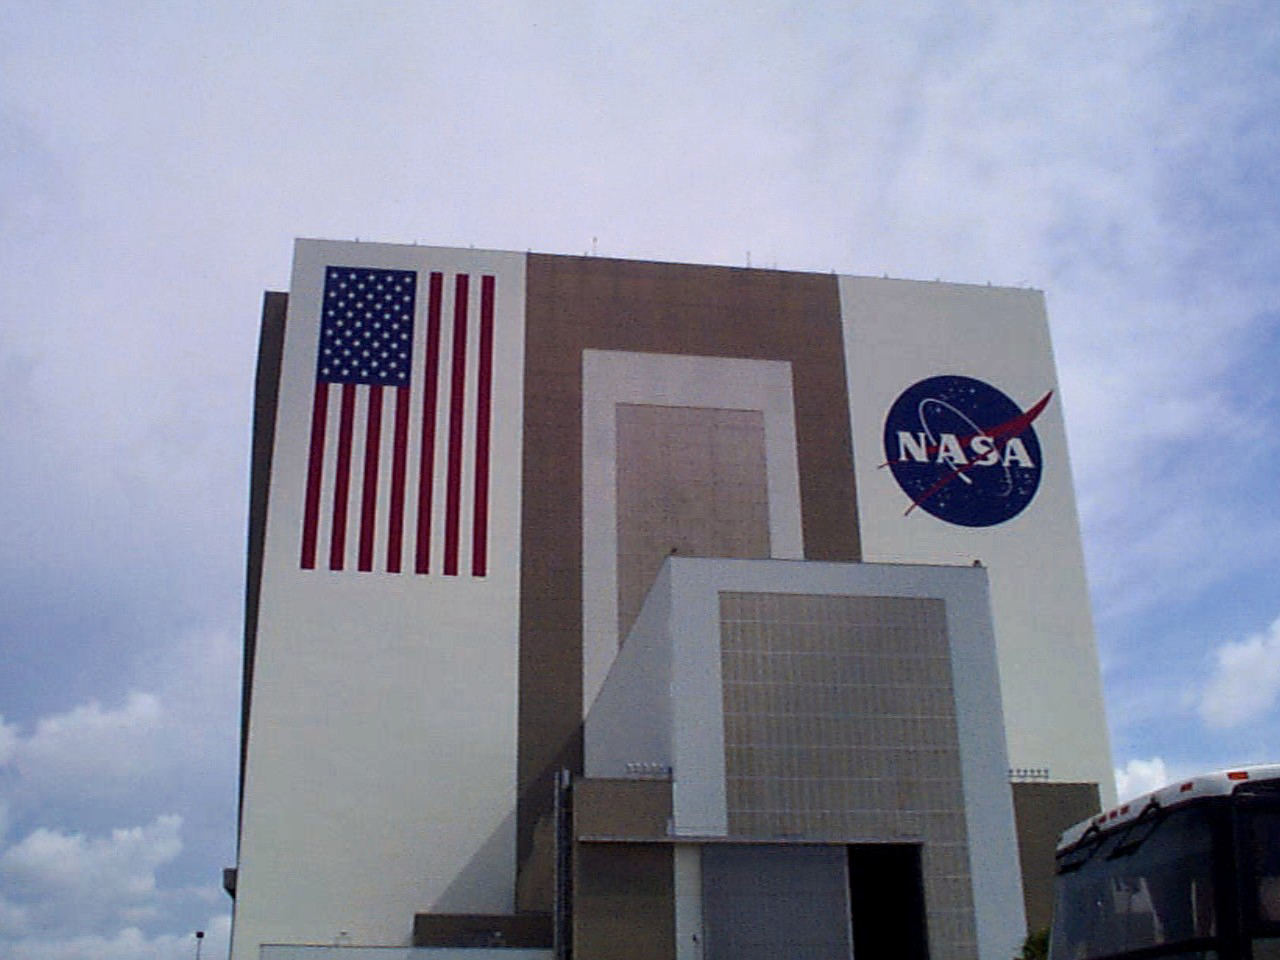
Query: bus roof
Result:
<box><xmin>1057</xmin><ymin>763</ymin><xmax>1280</xmax><ymax>852</ymax></box>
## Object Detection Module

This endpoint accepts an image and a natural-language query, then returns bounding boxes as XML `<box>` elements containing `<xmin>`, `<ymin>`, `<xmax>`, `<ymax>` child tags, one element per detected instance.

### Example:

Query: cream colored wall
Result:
<box><xmin>839</xmin><ymin>277</ymin><xmax>1113</xmax><ymax>801</ymax></box>
<box><xmin>232</xmin><ymin>241</ymin><xmax>527</xmax><ymax>958</ymax></box>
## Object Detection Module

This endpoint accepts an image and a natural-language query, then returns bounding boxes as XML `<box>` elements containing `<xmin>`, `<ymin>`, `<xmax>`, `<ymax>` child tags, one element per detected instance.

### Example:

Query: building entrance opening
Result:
<box><xmin>849</xmin><ymin>843</ymin><xmax>929</xmax><ymax>960</ymax></box>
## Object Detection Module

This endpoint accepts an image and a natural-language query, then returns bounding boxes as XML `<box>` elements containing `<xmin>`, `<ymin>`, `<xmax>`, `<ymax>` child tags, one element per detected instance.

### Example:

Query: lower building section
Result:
<box><xmin>233</xmin><ymin>556</ymin><xmax>1099</xmax><ymax>959</ymax></box>
<box><xmin>568</xmin><ymin>779</ymin><xmax>945</xmax><ymax>960</ymax></box>
<box><xmin>572</xmin><ymin>557</ymin><xmax>1030</xmax><ymax>960</ymax></box>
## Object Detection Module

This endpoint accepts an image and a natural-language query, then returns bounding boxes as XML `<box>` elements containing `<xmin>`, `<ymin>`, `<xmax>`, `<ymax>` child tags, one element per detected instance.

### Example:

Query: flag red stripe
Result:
<box><xmin>357</xmin><ymin>385</ymin><xmax>384</xmax><ymax>572</ymax></box>
<box><xmin>385</xmin><ymin>385</ymin><xmax>410</xmax><ymax>573</ymax></box>
<box><xmin>415</xmin><ymin>272</ymin><xmax>444</xmax><ymax>574</ymax></box>
<box><xmin>300</xmin><ymin>381</ymin><xmax>329</xmax><ymax>570</ymax></box>
<box><xmin>443</xmin><ymin>273</ymin><xmax>469</xmax><ymax>576</ymax></box>
<box><xmin>471</xmin><ymin>275</ymin><xmax>495</xmax><ymax>577</ymax></box>
<box><xmin>329</xmin><ymin>383</ymin><xmax>357</xmax><ymax>570</ymax></box>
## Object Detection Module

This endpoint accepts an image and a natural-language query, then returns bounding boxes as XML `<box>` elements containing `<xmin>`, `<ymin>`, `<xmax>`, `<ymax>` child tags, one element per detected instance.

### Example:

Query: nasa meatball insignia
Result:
<box><xmin>882</xmin><ymin>375</ymin><xmax>1051</xmax><ymax>527</ymax></box>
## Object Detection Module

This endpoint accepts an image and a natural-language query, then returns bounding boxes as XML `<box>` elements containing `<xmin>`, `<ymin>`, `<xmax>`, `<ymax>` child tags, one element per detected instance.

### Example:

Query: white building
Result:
<box><xmin>229</xmin><ymin>240</ymin><xmax>1111</xmax><ymax>959</ymax></box>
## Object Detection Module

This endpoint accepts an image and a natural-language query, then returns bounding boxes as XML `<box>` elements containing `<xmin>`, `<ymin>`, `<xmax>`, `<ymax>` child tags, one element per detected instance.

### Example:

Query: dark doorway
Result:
<box><xmin>848</xmin><ymin>843</ymin><xmax>929</xmax><ymax>960</ymax></box>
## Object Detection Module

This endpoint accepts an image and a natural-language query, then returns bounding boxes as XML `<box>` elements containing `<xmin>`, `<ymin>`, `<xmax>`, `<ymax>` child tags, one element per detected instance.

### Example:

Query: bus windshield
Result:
<box><xmin>1050</xmin><ymin>806</ymin><xmax>1217</xmax><ymax>960</ymax></box>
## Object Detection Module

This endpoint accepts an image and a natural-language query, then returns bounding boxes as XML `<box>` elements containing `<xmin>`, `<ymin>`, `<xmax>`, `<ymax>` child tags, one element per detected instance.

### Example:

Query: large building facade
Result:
<box><xmin>229</xmin><ymin>240</ymin><xmax>1111</xmax><ymax>959</ymax></box>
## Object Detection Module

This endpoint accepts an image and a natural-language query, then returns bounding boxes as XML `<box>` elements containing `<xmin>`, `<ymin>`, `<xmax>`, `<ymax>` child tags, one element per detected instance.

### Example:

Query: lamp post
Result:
<box><xmin>195</xmin><ymin>930</ymin><xmax>204</xmax><ymax>960</ymax></box>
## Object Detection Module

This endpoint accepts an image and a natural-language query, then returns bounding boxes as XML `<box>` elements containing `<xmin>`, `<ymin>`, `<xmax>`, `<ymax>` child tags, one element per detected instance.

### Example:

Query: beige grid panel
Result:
<box><xmin>616</xmin><ymin>405</ymin><xmax>770</xmax><ymax>639</ymax></box>
<box><xmin>720</xmin><ymin>592</ymin><xmax>978</xmax><ymax>960</ymax></box>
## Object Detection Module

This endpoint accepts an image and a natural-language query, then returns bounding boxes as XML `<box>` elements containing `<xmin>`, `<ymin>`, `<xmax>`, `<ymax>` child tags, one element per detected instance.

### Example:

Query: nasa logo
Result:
<box><xmin>882</xmin><ymin>375</ymin><xmax>1052</xmax><ymax>527</ymax></box>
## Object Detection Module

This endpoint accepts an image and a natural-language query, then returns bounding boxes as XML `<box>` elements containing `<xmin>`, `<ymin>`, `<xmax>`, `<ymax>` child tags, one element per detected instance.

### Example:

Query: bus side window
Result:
<box><xmin>1260</xmin><ymin>877</ymin><xmax>1280</xmax><ymax>924</ymax></box>
<box><xmin>1191</xmin><ymin>875</ymin><xmax>1215</xmax><ymax>937</ymax></box>
<box><xmin>1253</xmin><ymin>811</ymin><xmax>1280</xmax><ymax>925</ymax></box>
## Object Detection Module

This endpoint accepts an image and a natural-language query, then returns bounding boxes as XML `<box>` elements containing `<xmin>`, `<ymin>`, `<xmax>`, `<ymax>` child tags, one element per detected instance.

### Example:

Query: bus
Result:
<box><xmin>1050</xmin><ymin>765</ymin><xmax>1280</xmax><ymax>960</ymax></box>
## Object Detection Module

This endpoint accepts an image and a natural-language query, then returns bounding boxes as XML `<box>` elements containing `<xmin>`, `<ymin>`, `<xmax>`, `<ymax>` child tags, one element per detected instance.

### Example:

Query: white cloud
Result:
<box><xmin>1200</xmin><ymin>616</ymin><xmax>1280</xmax><ymax>730</ymax></box>
<box><xmin>19</xmin><ymin>693</ymin><xmax>162</xmax><ymax>771</ymax></box>
<box><xmin>0</xmin><ymin>629</ymin><xmax>239</xmax><ymax>831</ymax></box>
<box><xmin>1</xmin><ymin>816</ymin><xmax>181</xmax><ymax>916</ymax></box>
<box><xmin>0</xmin><ymin>912</ymin><xmax>229</xmax><ymax>960</ymax></box>
<box><xmin>1114</xmin><ymin>757</ymin><xmax>1170</xmax><ymax>803</ymax></box>
<box><xmin>0</xmin><ymin>815</ymin><xmax>190</xmax><ymax>951</ymax></box>
<box><xmin>1</xmin><ymin>694</ymin><xmax>165</xmax><ymax>813</ymax></box>
<box><xmin>0</xmin><ymin>638</ymin><xmax>238</xmax><ymax>952</ymax></box>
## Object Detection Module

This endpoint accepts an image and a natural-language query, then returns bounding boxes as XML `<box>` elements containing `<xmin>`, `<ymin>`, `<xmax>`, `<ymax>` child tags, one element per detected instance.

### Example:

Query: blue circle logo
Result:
<box><xmin>882</xmin><ymin>376</ymin><xmax>1052</xmax><ymax>527</ymax></box>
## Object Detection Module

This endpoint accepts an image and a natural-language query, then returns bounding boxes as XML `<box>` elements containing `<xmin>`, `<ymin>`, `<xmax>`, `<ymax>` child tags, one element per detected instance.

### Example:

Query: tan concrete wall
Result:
<box><xmin>574</xmin><ymin>778</ymin><xmax>672</xmax><ymax>839</ymax></box>
<box><xmin>1012</xmin><ymin>780</ymin><xmax>1101</xmax><ymax>932</ymax></box>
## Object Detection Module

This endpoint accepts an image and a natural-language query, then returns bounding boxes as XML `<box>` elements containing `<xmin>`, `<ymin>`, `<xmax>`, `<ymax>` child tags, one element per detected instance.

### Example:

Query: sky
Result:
<box><xmin>1</xmin><ymin>1</ymin><xmax>1278</xmax><ymax>956</ymax></box>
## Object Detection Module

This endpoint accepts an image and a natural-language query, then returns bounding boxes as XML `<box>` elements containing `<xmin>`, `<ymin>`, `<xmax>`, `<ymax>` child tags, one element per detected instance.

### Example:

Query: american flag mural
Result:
<box><xmin>299</xmin><ymin>265</ymin><xmax>496</xmax><ymax>576</ymax></box>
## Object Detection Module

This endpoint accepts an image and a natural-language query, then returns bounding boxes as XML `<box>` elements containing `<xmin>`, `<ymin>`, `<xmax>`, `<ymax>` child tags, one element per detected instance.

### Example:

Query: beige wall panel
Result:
<box><xmin>616</xmin><ymin>404</ymin><xmax>771</xmax><ymax>640</ymax></box>
<box><xmin>720</xmin><ymin>591</ymin><xmax>977</xmax><ymax>960</ymax></box>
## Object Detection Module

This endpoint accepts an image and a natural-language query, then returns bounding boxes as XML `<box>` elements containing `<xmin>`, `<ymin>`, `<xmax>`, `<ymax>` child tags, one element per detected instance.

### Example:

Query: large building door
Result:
<box><xmin>701</xmin><ymin>844</ymin><xmax>853</xmax><ymax>960</ymax></box>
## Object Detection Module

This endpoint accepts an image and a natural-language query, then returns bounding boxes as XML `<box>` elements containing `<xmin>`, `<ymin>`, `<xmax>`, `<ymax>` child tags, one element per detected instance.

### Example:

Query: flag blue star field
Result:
<box><xmin>317</xmin><ymin>266</ymin><xmax>415</xmax><ymax>387</ymax></box>
<box><xmin>300</xmin><ymin>265</ymin><xmax>497</xmax><ymax>577</ymax></box>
